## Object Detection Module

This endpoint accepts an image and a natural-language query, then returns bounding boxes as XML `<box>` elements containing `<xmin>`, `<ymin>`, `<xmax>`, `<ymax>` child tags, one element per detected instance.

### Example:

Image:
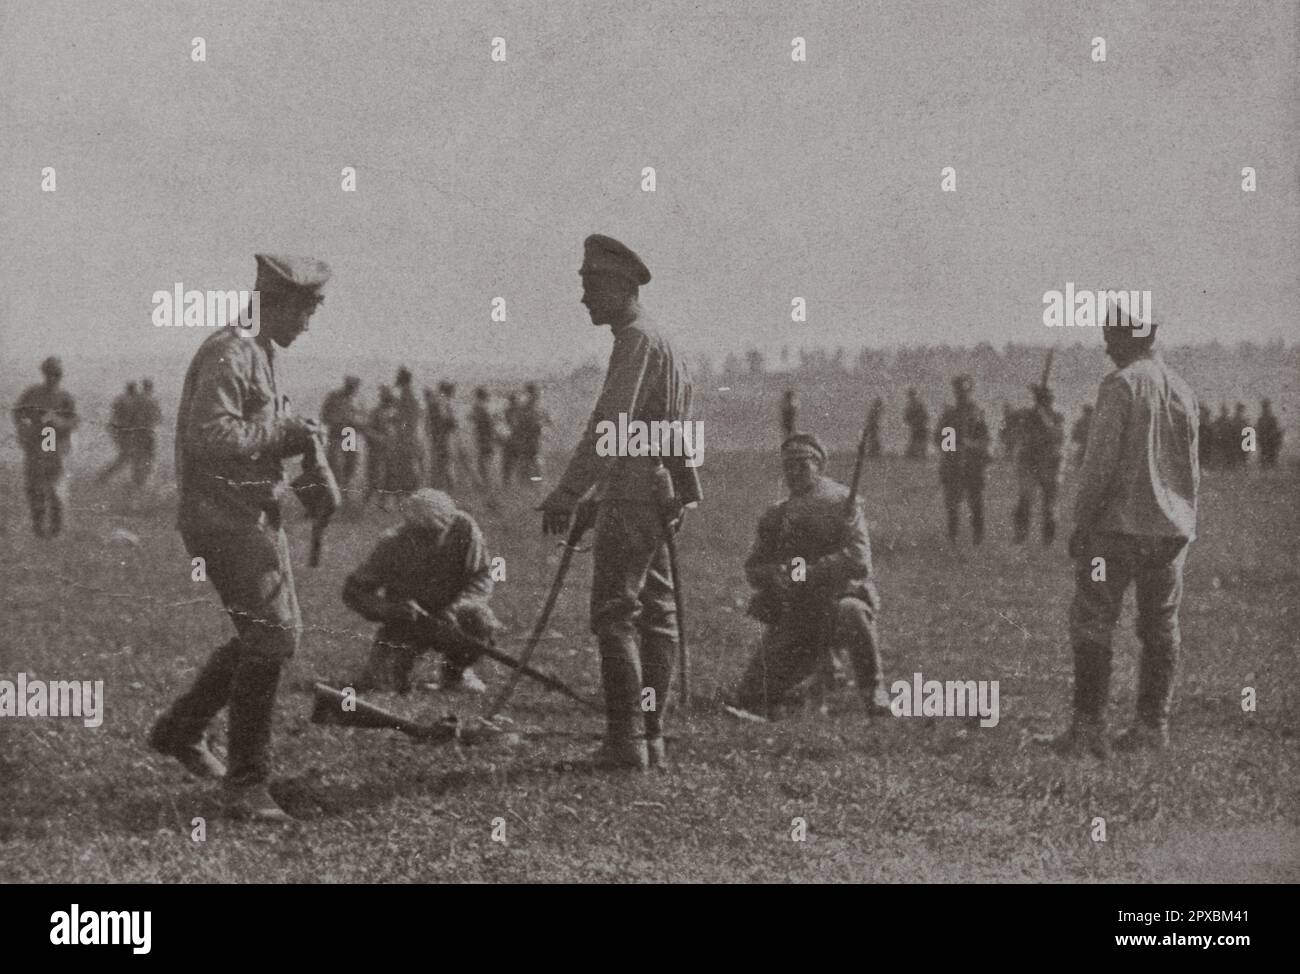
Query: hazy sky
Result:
<box><xmin>2</xmin><ymin>0</ymin><xmax>1296</xmax><ymax>370</ymax></box>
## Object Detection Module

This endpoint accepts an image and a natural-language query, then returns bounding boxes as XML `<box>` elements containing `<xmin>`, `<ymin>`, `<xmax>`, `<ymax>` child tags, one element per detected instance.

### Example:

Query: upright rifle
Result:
<box><xmin>814</xmin><ymin>399</ymin><xmax>875</xmax><ymax>707</ymax></box>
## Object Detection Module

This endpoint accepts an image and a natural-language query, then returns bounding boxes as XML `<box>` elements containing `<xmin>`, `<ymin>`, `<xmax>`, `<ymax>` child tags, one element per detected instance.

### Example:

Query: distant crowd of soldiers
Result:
<box><xmin>315</xmin><ymin>373</ymin><xmax>550</xmax><ymax>506</ymax></box>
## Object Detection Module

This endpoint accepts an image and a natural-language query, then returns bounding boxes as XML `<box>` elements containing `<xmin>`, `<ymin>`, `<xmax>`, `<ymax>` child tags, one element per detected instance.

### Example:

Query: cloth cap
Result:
<box><xmin>781</xmin><ymin>432</ymin><xmax>828</xmax><ymax>463</ymax></box>
<box><xmin>254</xmin><ymin>254</ymin><xmax>331</xmax><ymax>299</ymax></box>
<box><xmin>400</xmin><ymin>488</ymin><xmax>461</xmax><ymax>532</ymax></box>
<box><xmin>581</xmin><ymin>234</ymin><xmax>650</xmax><ymax>286</ymax></box>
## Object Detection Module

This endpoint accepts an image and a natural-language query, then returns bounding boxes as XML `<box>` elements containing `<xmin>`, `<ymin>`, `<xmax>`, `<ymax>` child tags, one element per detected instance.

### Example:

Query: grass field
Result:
<box><xmin>1</xmin><ymin>451</ymin><xmax>1296</xmax><ymax>883</ymax></box>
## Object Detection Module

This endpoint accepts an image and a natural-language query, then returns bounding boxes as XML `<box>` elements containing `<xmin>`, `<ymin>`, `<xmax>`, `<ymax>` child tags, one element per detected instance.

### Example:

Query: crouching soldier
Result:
<box><xmin>344</xmin><ymin>488</ymin><xmax>497</xmax><ymax>694</ymax></box>
<box><xmin>728</xmin><ymin>434</ymin><xmax>891</xmax><ymax>719</ymax></box>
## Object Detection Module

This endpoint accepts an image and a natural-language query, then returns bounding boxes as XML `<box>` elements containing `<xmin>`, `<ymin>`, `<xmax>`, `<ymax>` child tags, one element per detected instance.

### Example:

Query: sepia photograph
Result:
<box><xmin>0</xmin><ymin>0</ymin><xmax>1294</xmax><ymax>947</ymax></box>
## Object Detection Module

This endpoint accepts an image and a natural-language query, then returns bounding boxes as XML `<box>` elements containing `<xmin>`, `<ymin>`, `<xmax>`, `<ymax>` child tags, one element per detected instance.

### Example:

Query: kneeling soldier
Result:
<box><xmin>729</xmin><ymin>434</ymin><xmax>891</xmax><ymax>719</ymax></box>
<box><xmin>344</xmin><ymin>488</ymin><xmax>497</xmax><ymax>694</ymax></box>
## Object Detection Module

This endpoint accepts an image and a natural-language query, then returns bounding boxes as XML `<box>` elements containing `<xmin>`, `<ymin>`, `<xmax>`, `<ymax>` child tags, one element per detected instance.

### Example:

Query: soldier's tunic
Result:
<box><xmin>11</xmin><ymin>383</ymin><xmax>79</xmax><ymax>536</ymax></box>
<box><xmin>158</xmin><ymin>328</ymin><xmax>302</xmax><ymax>786</ymax></box>
<box><xmin>1069</xmin><ymin>351</ymin><xmax>1198</xmax><ymax>731</ymax></box>
<box><xmin>515</xmin><ymin>400</ymin><xmax>548</xmax><ymax>482</ymax></box>
<box><xmin>733</xmin><ymin>476</ymin><xmax>884</xmax><ymax>717</ymax></box>
<box><xmin>363</xmin><ymin>399</ymin><xmax>397</xmax><ymax>504</ymax></box>
<box><xmin>935</xmin><ymin>401</ymin><xmax>991</xmax><ymax>542</ymax></box>
<box><xmin>1013</xmin><ymin>404</ymin><xmax>1065</xmax><ymax>544</ymax></box>
<box><xmin>320</xmin><ymin>387</ymin><xmax>362</xmax><ymax>490</ymax></box>
<box><xmin>1257</xmin><ymin>409</ymin><xmax>1282</xmax><ymax>467</ymax></box>
<box><xmin>344</xmin><ymin>510</ymin><xmax>496</xmax><ymax>692</ymax></box>
<box><xmin>903</xmin><ymin>398</ymin><xmax>928</xmax><ymax>458</ymax></box>
<box><xmin>99</xmin><ymin>390</ymin><xmax>138</xmax><ymax>483</ymax></box>
<box><xmin>549</xmin><ymin>313</ymin><xmax>702</xmax><ymax>743</ymax></box>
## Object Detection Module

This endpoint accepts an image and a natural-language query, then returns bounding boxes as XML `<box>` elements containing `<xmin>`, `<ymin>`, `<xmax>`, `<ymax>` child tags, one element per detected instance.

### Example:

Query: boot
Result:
<box><xmin>221</xmin><ymin>782</ymin><xmax>291</xmax><ymax>823</ymax></box>
<box><xmin>149</xmin><ymin>638</ymin><xmax>240</xmax><ymax>773</ymax></box>
<box><xmin>598</xmin><ymin>636</ymin><xmax>645</xmax><ymax>772</ymax></box>
<box><xmin>1039</xmin><ymin>717</ymin><xmax>1109</xmax><ymax>760</ymax></box>
<box><xmin>225</xmin><ymin>656</ymin><xmax>283</xmax><ymax>788</ymax></box>
<box><xmin>640</xmin><ymin>632</ymin><xmax>676</xmax><ymax>744</ymax></box>
<box><xmin>645</xmin><ymin>736</ymin><xmax>669</xmax><ymax>772</ymax></box>
<box><xmin>591</xmin><ymin>736</ymin><xmax>649</xmax><ymax>771</ymax></box>
<box><xmin>1113</xmin><ymin>722</ymin><xmax>1169</xmax><ymax>753</ymax></box>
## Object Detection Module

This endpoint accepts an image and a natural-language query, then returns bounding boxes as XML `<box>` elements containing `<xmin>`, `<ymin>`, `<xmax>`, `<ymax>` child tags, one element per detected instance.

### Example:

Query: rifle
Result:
<box><xmin>311</xmin><ymin>682</ymin><xmax>461</xmax><ymax>743</ymax></box>
<box><xmin>291</xmin><ymin>431</ymin><xmax>341</xmax><ymax>567</ymax></box>
<box><xmin>813</xmin><ymin>399</ymin><xmax>874</xmax><ymax>707</ymax></box>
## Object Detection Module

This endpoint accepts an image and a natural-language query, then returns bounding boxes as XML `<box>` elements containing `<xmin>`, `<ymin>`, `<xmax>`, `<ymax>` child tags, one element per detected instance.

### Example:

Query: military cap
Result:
<box><xmin>40</xmin><ymin>356</ymin><xmax>63</xmax><ymax>377</ymax></box>
<box><xmin>581</xmin><ymin>234</ymin><xmax>651</xmax><ymax>286</ymax></box>
<box><xmin>400</xmin><ymin>488</ymin><xmax>461</xmax><ymax>532</ymax></box>
<box><xmin>343</xmin><ymin>375</ymin><xmax>360</xmax><ymax>390</ymax></box>
<box><xmin>1103</xmin><ymin>299</ymin><xmax>1157</xmax><ymax>343</ymax></box>
<box><xmin>254</xmin><ymin>254</ymin><xmax>331</xmax><ymax>298</ymax></box>
<box><xmin>395</xmin><ymin>367</ymin><xmax>413</xmax><ymax>387</ymax></box>
<box><xmin>781</xmin><ymin>432</ymin><xmax>828</xmax><ymax>463</ymax></box>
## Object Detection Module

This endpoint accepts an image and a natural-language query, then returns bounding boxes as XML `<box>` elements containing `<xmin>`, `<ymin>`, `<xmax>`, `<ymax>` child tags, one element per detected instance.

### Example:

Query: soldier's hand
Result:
<box><xmin>282</xmin><ymin>416</ymin><xmax>323</xmax><ymax>457</ymax></box>
<box><xmin>537</xmin><ymin>491</ymin><xmax>575</xmax><ymax>536</ymax></box>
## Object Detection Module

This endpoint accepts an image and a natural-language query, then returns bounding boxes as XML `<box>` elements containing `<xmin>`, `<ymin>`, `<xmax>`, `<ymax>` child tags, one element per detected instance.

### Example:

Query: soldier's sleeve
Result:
<box><xmin>184</xmin><ymin>344</ymin><xmax>289</xmax><ymax>461</ymax></box>
<box><xmin>744</xmin><ymin>507</ymin><xmax>787</xmax><ymax>591</ymax></box>
<box><xmin>342</xmin><ymin>531</ymin><xmax>402</xmax><ymax>623</ymax></box>
<box><xmin>451</xmin><ymin>518</ymin><xmax>494</xmax><ymax>607</ymax></box>
<box><xmin>552</xmin><ymin>327</ymin><xmax>653</xmax><ymax>501</ymax></box>
<box><xmin>1073</xmin><ymin>376</ymin><xmax>1131</xmax><ymax>532</ymax></box>
<box><xmin>809</xmin><ymin>499</ymin><xmax>872</xmax><ymax>589</ymax></box>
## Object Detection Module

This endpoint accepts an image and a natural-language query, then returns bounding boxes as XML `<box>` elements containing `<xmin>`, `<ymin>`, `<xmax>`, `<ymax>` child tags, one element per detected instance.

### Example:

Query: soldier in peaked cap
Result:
<box><xmin>539</xmin><ymin>234</ymin><xmax>701</xmax><ymax>771</ymax></box>
<box><xmin>727</xmin><ymin>433</ymin><xmax>891</xmax><ymax>719</ymax></box>
<box><xmin>11</xmin><ymin>356</ymin><xmax>79</xmax><ymax>537</ymax></box>
<box><xmin>148</xmin><ymin>253</ymin><xmax>330</xmax><ymax>822</ymax></box>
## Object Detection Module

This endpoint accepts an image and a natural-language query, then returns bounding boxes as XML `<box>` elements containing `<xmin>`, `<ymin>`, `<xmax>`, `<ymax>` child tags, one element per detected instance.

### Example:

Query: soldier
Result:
<box><xmin>865</xmin><ymin>397</ymin><xmax>884</xmax><ymax>459</ymax></box>
<box><xmin>320</xmin><ymin>375</ymin><xmax>362</xmax><ymax>496</ymax></box>
<box><xmin>470</xmin><ymin>387</ymin><xmax>496</xmax><ymax>487</ymax></box>
<box><xmin>780</xmin><ymin>389</ymin><xmax>798</xmax><ymax>441</ymax></box>
<box><xmin>500</xmin><ymin>391</ymin><xmax>522</xmax><ymax>486</ymax></box>
<box><xmin>136</xmin><ymin>377</ymin><xmax>163</xmax><ymax>486</ymax></box>
<box><xmin>539</xmin><ymin>234</ymin><xmax>701</xmax><ymax>771</ymax></box>
<box><xmin>426</xmin><ymin>381</ymin><xmax>459</xmax><ymax>490</ymax></box>
<box><xmin>148</xmin><ymin>253</ymin><xmax>330</xmax><ymax>821</ymax></box>
<box><xmin>1046</xmin><ymin>305</ymin><xmax>1198</xmax><ymax>757</ymax></box>
<box><xmin>388</xmin><ymin>367</ymin><xmax>426</xmax><ymax>495</ymax></box>
<box><xmin>727</xmin><ymin>434</ymin><xmax>891</xmax><ymax>720</ymax></box>
<box><xmin>1256</xmin><ymin>399</ymin><xmax>1283</xmax><ymax>468</ymax></box>
<box><xmin>1228</xmin><ymin>402</ymin><xmax>1250</xmax><ymax>468</ymax></box>
<box><xmin>998</xmin><ymin>402</ymin><xmax>1020</xmax><ymax>459</ymax></box>
<box><xmin>1197</xmin><ymin>403</ymin><xmax>1215</xmax><ymax>469</ymax></box>
<box><xmin>344</xmin><ymin>488</ymin><xmax>494</xmax><ymax>695</ymax></box>
<box><xmin>1071</xmin><ymin>404</ymin><xmax>1093</xmax><ymax>467</ymax></box>
<box><xmin>363</xmin><ymin>385</ymin><xmax>398</xmax><ymax>509</ymax></box>
<box><xmin>97</xmin><ymin>381</ymin><xmax>141</xmax><ymax>485</ymax></box>
<box><xmin>1012</xmin><ymin>384</ymin><xmax>1066</xmax><ymax>545</ymax></box>
<box><xmin>516</xmin><ymin>382</ymin><xmax>549</xmax><ymax>484</ymax></box>
<box><xmin>935</xmin><ymin>375</ymin><xmax>991</xmax><ymax>544</ymax></box>
<box><xmin>1212</xmin><ymin>404</ymin><xmax>1237</xmax><ymax>469</ymax></box>
<box><xmin>903</xmin><ymin>388</ymin><xmax>928</xmax><ymax>459</ymax></box>
<box><xmin>12</xmin><ymin>357</ymin><xmax>79</xmax><ymax>537</ymax></box>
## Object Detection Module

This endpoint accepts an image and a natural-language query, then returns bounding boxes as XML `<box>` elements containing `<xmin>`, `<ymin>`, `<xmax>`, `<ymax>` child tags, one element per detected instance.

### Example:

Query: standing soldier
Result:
<box><xmin>97</xmin><ymin>381</ymin><xmax>141</xmax><ymax>485</ymax></box>
<box><xmin>1212</xmin><ymin>404</ymin><xmax>1236</xmax><ymax>469</ymax></box>
<box><xmin>363</xmin><ymin>385</ymin><xmax>398</xmax><ymax>509</ymax></box>
<box><xmin>1197</xmin><ymin>403</ymin><xmax>1215</xmax><ymax>469</ymax></box>
<box><xmin>1071</xmin><ymin>404</ymin><xmax>1093</xmax><ymax>467</ymax></box>
<box><xmin>865</xmin><ymin>397</ymin><xmax>884</xmax><ymax>459</ymax></box>
<box><xmin>426</xmin><ymin>381</ymin><xmax>459</xmax><ymax>490</ymax></box>
<box><xmin>726</xmin><ymin>434</ymin><xmax>891</xmax><ymax>720</ymax></box>
<box><xmin>539</xmin><ymin>234</ymin><xmax>702</xmax><ymax>771</ymax></box>
<box><xmin>470</xmin><ymin>387</ymin><xmax>496</xmax><ymax>487</ymax></box>
<box><xmin>1229</xmin><ymin>402</ymin><xmax>1250</xmax><ymax>468</ymax></box>
<box><xmin>1256</xmin><ymin>399</ymin><xmax>1282</xmax><ymax>468</ymax></box>
<box><xmin>998</xmin><ymin>402</ymin><xmax>1020</xmax><ymax>460</ymax></box>
<box><xmin>935</xmin><ymin>375</ymin><xmax>991</xmax><ymax>545</ymax></box>
<box><xmin>1046</xmin><ymin>306</ymin><xmax>1198</xmax><ymax>757</ymax></box>
<box><xmin>500</xmin><ymin>391</ymin><xmax>522</xmax><ymax>486</ymax></box>
<box><xmin>320</xmin><ymin>375</ymin><xmax>363</xmax><ymax>498</ymax></box>
<box><xmin>903</xmin><ymin>388</ymin><xmax>928</xmax><ymax>459</ymax></box>
<box><xmin>516</xmin><ymin>382</ymin><xmax>549</xmax><ymax>484</ymax></box>
<box><xmin>344</xmin><ymin>488</ymin><xmax>495</xmax><ymax>695</ymax></box>
<box><xmin>1012</xmin><ymin>384</ymin><xmax>1066</xmax><ymax>545</ymax></box>
<box><xmin>388</xmin><ymin>367</ymin><xmax>426</xmax><ymax>496</ymax></box>
<box><xmin>136</xmin><ymin>378</ymin><xmax>163</xmax><ymax>487</ymax></box>
<box><xmin>12</xmin><ymin>357</ymin><xmax>79</xmax><ymax>538</ymax></box>
<box><xmin>148</xmin><ymin>254</ymin><xmax>330</xmax><ymax>821</ymax></box>
<box><xmin>780</xmin><ymin>390</ymin><xmax>798</xmax><ymax>440</ymax></box>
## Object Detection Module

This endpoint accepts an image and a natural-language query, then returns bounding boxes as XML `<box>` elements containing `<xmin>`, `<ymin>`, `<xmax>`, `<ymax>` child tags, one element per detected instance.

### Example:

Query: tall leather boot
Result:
<box><xmin>594</xmin><ymin>635</ymin><xmax>647</xmax><ymax>771</ymax></box>
<box><xmin>640</xmin><ymin>632</ymin><xmax>677</xmax><ymax>769</ymax></box>
<box><xmin>225</xmin><ymin>656</ymin><xmax>283</xmax><ymax>788</ymax></box>
<box><xmin>149</xmin><ymin>638</ymin><xmax>240</xmax><ymax>778</ymax></box>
